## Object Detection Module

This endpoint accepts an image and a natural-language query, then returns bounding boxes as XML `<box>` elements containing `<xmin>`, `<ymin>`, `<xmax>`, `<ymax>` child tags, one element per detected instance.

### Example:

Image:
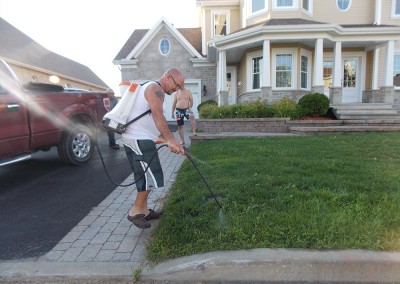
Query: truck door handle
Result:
<box><xmin>7</xmin><ymin>104</ymin><xmax>21</xmax><ymax>112</ymax></box>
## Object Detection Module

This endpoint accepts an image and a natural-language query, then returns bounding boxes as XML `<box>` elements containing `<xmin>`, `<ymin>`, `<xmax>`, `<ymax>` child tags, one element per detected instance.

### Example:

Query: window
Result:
<box><xmin>301</xmin><ymin>56</ymin><xmax>308</xmax><ymax>89</ymax></box>
<box><xmin>159</xmin><ymin>39</ymin><xmax>170</xmax><ymax>55</ymax></box>
<box><xmin>394</xmin><ymin>53</ymin><xmax>400</xmax><ymax>87</ymax></box>
<box><xmin>213</xmin><ymin>12</ymin><xmax>228</xmax><ymax>37</ymax></box>
<box><xmin>252</xmin><ymin>56</ymin><xmax>263</xmax><ymax>89</ymax></box>
<box><xmin>392</xmin><ymin>0</ymin><xmax>400</xmax><ymax>17</ymax></box>
<box><xmin>250</xmin><ymin>0</ymin><xmax>266</xmax><ymax>14</ymax></box>
<box><xmin>274</xmin><ymin>0</ymin><xmax>297</xmax><ymax>8</ymax></box>
<box><xmin>337</xmin><ymin>0</ymin><xmax>351</xmax><ymax>11</ymax></box>
<box><xmin>302</xmin><ymin>0</ymin><xmax>312</xmax><ymax>13</ymax></box>
<box><xmin>275</xmin><ymin>54</ymin><xmax>293</xmax><ymax>88</ymax></box>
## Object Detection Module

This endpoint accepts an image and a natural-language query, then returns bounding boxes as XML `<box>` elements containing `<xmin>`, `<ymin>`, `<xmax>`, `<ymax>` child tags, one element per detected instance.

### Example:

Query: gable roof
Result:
<box><xmin>0</xmin><ymin>17</ymin><xmax>109</xmax><ymax>88</ymax></box>
<box><xmin>113</xmin><ymin>17</ymin><xmax>203</xmax><ymax>62</ymax></box>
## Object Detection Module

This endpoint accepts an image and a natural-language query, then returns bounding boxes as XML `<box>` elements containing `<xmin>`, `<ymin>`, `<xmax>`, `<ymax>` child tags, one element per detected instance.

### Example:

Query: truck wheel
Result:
<box><xmin>58</xmin><ymin>124</ymin><xmax>94</xmax><ymax>165</ymax></box>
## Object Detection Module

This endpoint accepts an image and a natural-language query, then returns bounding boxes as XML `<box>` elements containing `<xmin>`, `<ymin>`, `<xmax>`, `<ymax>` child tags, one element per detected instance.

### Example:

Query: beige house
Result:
<box><xmin>0</xmin><ymin>17</ymin><xmax>109</xmax><ymax>92</ymax></box>
<box><xmin>202</xmin><ymin>0</ymin><xmax>400</xmax><ymax>107</ymax></box>
<box><xmin>114</xmin><ymin>0</ymin><xmax>400</xmax><ymax>119</ymax></box>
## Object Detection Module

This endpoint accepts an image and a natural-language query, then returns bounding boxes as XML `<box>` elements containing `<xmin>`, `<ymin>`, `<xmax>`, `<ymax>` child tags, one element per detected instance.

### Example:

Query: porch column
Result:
<box><xmin>383</xmin><ymin>40</ymin><xmax>395</xmax><ymax>86</ymax></box>
<box><xmin>218</xmin><ymin>50</ymin><xmax>228</xmax><ymax>106</ymax></box>
<box><xmin>312</xmin><ymin>38</ymin><xmax>324</xmax><ymax>94</ymax></box>
<box><xmin>330</xmin><ymin>41</ymin><xmax>342</xmax><ymax>104</ymax></box>
<box><xmin>381</xmin><ymin>40</ymin><xmax>395</xmax><ymax>103</ymax></box>
<box><xmin>372</xmin><ymin>48</ymin><xmax>379</xmax><ymax>90</ymax></box>
<box><xmin>261</xmin><ymin>40</ymin><xmax>272</xmax><ymax>102</ymax></box>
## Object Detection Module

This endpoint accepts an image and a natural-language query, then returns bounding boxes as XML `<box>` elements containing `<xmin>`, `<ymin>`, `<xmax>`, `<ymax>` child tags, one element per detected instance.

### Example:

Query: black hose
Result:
<box><xmin>94</xmin><ymin>123</ymin><xmax>167</xmax><ymax>187</ymax></box>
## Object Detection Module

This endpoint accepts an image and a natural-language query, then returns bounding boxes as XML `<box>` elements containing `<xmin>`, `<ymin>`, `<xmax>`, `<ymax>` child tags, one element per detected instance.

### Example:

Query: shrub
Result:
<box><xmin>202</xmin><ymin>100</ymin><xmax>275</xmax><ymax>119</ymax></box>
<box><xmin>197</xmin><ymin>99</ymin><xmax>217</xmax><ymax>112</ymax></box>
<box><xmin>298</xmin><ymin>93</ymin><xmax>330</xmax><ymax>117</ymax></box>
<box><xmin>199</xmin><ymin>103</ymin><xmax>218</xmax><ymax>118</ymax></box>
<box><xmin>273</xmin><ymin>97</ymin><xmax>301</xmax><ymax>120</ymax></box>
<box><xmin>239</xmin><ymin>100</ymin><xmax>275</xmax><ymax>118</ymax></box>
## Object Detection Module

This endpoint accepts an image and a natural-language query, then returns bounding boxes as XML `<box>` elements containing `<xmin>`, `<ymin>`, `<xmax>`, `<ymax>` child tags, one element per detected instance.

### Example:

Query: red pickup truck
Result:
<box><xmin>0</xmin><ymin>58</ymin><xmax>109</xmax><ymax>166</ymax></box>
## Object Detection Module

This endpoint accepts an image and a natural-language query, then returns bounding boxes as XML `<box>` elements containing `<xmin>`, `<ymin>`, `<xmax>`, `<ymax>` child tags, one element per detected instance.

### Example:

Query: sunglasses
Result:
<box><xmin>170</xmin><ymin>75</ymin><xmax>182</xmax><ymax>89</ymax></box>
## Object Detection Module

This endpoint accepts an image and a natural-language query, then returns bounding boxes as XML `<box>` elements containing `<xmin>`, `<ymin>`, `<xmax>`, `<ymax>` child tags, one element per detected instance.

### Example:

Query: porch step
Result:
<box><xmin>331</xmin><ymin>103</ymin><xmax>400</xmax><ymax>120</ymax></box>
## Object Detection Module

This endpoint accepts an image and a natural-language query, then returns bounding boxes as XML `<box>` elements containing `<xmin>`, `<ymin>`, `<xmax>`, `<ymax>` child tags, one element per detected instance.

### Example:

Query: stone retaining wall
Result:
<box><xmin>197</xmin><ymin>118</ymin><xmax>400</xmax><ymax>133</ymax></box>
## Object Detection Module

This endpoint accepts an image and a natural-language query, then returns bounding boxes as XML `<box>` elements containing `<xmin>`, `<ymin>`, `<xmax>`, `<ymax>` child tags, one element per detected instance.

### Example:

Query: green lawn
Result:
<box><xmin>147</xmin><ymin>132</ymin><xmax>400</xmax><ymax>263</ymax></box>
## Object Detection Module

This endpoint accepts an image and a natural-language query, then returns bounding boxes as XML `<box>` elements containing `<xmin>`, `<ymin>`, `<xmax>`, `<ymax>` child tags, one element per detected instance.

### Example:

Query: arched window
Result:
<box><xmin>159</xmin><ymin>39</ymin><xmax>170</xmax><ymax>55</ymax></box>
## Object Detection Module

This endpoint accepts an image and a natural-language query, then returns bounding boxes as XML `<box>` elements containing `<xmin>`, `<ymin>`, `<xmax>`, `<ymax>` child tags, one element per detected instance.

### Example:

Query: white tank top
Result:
<box><xmin>122</xmin><ymin>81</ymin><xmax>160</xmax><ymax>140</ymax></box>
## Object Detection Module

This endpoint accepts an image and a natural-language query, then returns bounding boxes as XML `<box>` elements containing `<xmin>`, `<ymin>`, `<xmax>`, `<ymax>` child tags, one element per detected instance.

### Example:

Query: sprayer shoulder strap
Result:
<box><xmin>123</xmin><ymin>80</ymin><xmax>162</xmax><ymax>127</ymax></box>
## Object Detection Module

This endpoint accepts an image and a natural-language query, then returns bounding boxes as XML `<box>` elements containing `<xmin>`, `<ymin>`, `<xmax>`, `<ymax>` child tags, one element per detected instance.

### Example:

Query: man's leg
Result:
<box><xmin>107</xmin><ymin>130</ymin><xmax>119</xmax><ymax>149</ymax></box>
<box><xmin>124</xmin><ymin>140</ymin><xmax>164</xmax><ymax>229</ymax></box>
<box><xmin>189</xmin><ymin>115</ymin><xmax>196</xmax><ymax>135</ymax></box>
<box><xmin>129</xmin><ymin>190</ymin><xmax>149</xmax><ymax>216</ymax></box>
<box><xmin>178</xmin><ymin>125</ymin><xmax>185</xmax><ymax>145</ymax></box>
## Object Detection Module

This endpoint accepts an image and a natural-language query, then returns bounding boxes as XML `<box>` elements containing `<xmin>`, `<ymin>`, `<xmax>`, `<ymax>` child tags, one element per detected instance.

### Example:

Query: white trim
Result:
<box><xmin>375</xmin><ymin>0</ymin><xmax>382</xmax><ymax>25</ymax></box>
<box><xmin>201</xmin><ymin>9</ymin><xmax>207</xmax><ymax>55</ymax></box>
<box><xmin>190</xmin><ymin>58</ymin><xmax>217</xmax><ymax>67</ymax></box>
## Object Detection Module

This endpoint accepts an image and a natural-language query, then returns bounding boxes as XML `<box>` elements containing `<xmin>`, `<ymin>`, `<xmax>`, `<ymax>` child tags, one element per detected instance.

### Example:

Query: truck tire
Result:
<box><xmin>58</xmin><ymin>124</ymin><xmax>95</xmax><ymax>165</ymax></box>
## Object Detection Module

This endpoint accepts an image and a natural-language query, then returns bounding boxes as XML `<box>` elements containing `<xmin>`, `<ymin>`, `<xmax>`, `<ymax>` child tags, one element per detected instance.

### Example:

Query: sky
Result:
<box><xmin>0</xmin><ymin>0</ymin><xmax>199</xmax><ymax>95</ymax></box>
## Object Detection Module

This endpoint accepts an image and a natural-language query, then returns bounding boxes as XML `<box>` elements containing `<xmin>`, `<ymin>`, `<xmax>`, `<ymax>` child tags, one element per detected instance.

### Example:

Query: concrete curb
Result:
<box><xmin>141</xmin><ymin>248</ymin><xmax>400</xmax><ymax>283</ymax></box>
<box><xmin>0</xmin><ymin>261</ymin><xmax>136</xmax><ymax>283</ymax></box>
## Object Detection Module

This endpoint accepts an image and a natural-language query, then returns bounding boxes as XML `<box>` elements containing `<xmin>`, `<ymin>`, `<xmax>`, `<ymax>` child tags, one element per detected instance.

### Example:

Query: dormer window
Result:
<box><xmin>212</xmin><ymin>11</ymin><xmax>229</xmax><ymax>37</ymax></box>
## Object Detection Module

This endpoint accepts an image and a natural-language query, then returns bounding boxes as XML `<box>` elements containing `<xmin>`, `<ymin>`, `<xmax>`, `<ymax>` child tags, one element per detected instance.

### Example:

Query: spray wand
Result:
<box><xmin>183</xmin><ymin>146</ymin><xmax>222</xmax><ymax>209</ymax></box>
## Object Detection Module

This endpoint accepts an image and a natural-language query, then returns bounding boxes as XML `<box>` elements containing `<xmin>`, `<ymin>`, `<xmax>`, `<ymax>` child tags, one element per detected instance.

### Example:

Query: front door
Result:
<box><xmin>342</xmin><ymin>58</ymin><xmax>361</xmax><ymax>103</ymax></box>
<box><xmin>226</xmin><ymin>67</ymin><xmax>237</xmax><ymax>105</ymax></box>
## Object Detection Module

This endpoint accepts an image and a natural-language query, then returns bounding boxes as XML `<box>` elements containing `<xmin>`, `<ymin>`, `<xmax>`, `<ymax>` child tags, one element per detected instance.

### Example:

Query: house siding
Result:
<box><xmin>121</xmin><ymin>26</ymin><xmax>195</xmax><ymax>81</ymax></box>
<box><xmin>313</xmin><ymin>0</ymin><xmax>374</xmax><ymax>24</ymax></box>
<box><xmin>381</xmin><ymin>0</ymin><xmax>395</xmax><ymax>24</ymax></box>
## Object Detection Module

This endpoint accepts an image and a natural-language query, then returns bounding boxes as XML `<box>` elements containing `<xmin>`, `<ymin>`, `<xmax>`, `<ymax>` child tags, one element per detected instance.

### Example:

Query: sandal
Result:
<box><xmin>145</xmin><ymin>209</ymin><xmax>164</xmax><ymax>220</ymax></box>
<box><xmin>127</xmin><ymin>214</ymin><xmax>151</xmax><ymax>229</ymax></box>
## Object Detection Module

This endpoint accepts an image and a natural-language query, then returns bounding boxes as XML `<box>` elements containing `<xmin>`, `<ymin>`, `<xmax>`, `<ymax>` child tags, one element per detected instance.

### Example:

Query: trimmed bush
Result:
<box><xmin>197</xmin><ymin>99</ymin><xmax>217</xmax><ymax>112</ymax></box>
<box><xmin>298</xmin><ymin>93</ymin><xmax>330</xmax><ymax>117</ymax></box>
<box><xmin>201</xmin><ymin>100</ymin><xmax>275</xmax><ymax>119</ymax></box>
<box><xmin>273</xmin><ymin>97</ymin><xmax>301</xmax><ymax>120</ymax></box>
<box><xmin>199</xmin><ymin>103</ymin><xmax>218</xmax><ymax>118</ymax></box>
